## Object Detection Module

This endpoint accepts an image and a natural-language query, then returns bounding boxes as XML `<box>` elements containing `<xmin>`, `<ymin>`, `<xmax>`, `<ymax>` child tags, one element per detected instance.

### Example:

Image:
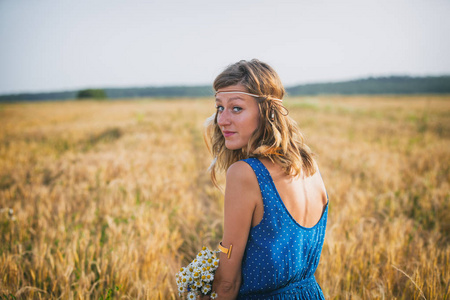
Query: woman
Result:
<box><xmin>204</xmin><ymin>59</ymin><xmax>329</xmax><ymax>299</ymax></box>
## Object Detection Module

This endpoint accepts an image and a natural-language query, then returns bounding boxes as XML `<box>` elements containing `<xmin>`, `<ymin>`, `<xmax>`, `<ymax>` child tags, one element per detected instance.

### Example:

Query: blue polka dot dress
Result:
<box><xmin>237</xmin><ymin>158</ymin><xmax>328</xmax><ymax>299</ymax></box>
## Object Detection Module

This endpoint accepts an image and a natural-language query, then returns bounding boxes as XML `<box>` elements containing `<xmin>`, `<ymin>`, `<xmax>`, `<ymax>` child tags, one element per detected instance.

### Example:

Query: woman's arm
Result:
<box><xmin>211</xmin><ymin>161</ymin><xmax>260</xmax><ymax>299</ymax></box>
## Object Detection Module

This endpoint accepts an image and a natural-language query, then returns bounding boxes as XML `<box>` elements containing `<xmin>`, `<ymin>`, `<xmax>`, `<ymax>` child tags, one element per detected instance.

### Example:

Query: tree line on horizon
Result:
<box><xmin>1</xmin><ymin>75</ymin><xmax>449</xmax><ymax>102</ymax></box>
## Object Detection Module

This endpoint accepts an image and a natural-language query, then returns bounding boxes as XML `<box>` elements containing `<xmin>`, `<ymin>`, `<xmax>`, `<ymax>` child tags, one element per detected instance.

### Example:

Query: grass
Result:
<box><xmin>0</xmin><ymin>95</ymin><xmax>449</xmax><ymax>299</ymax></box>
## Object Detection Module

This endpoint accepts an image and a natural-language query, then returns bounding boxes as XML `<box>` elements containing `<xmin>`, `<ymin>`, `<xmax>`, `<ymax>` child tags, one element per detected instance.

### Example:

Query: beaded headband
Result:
<box><xmin>215</xmin><ymin>91</ymin><xmax>283</xmax><ymax>103</ymax></box>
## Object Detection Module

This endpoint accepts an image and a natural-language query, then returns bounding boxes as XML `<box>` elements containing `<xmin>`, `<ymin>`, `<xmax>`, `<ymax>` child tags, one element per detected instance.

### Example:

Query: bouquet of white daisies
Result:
<box><xmin>176</xmin><ymin>246</ymin><xmax>219</xmax><ymax>299</ymax></box>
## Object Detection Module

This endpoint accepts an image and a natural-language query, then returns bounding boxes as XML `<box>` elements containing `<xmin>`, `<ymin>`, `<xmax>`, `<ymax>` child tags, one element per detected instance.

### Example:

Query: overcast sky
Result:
<box><xmin>1</xmin><ymin>0</ymin><xmax>449</xmax><ymax>95</ymax></box>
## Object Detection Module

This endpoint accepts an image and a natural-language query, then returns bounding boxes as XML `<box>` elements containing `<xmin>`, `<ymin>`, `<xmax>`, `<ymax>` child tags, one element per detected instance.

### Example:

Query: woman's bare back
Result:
<box><xmin>251</xmin><ymin>158</ymin><xmax>328</xmax><ymax>228</ymax></box>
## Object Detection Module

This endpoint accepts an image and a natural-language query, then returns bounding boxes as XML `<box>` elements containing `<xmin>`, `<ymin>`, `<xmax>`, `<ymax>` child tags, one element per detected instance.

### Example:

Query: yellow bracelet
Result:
<box><xmin>218</xmin><ymin>242</ymin><xmax>233</xmax><ymax>259</ymax></box>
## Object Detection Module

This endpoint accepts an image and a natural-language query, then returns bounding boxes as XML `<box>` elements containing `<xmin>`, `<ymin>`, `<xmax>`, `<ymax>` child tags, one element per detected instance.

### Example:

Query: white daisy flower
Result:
<box><xmin>210</xmin><ymin>291</ymin><xmax>218</xmax><ymax>299</ymax></box>
<box><xmin>187</xmin><ymin>291</ymin><xmax>197</xmax><ymax>299</ymax></box>
<box><xmin>204</xmin><ymin>273</ymin><xmax>214</xmax><ymax>282</ymax></box>
<box><xmin>201</xmin><ymin>285</ymin><xmax>211</xmax><ymax>294</ymax></box>
<box><xmin>180</xmin><ymin>275</ymin><xmax>189</xmax><ymax>285</ymax></box>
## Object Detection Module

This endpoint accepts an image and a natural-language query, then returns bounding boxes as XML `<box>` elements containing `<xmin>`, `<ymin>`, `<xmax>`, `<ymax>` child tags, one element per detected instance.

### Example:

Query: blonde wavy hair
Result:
<box><xmin>205</xmin><ymin>59</ymin><xmax>317</xmax><ymax>186</ymax></box>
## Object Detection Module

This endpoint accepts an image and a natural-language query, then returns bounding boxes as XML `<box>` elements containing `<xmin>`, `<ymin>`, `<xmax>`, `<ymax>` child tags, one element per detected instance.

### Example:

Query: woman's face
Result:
<box><xmin>215</xmin><ymin>84</ymin><xmax>260</xmax><ymax>150</ymax></box>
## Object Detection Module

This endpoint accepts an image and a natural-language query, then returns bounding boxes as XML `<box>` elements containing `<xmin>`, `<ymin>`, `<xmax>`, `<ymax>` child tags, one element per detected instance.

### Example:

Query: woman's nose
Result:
<box><xmin>217</xmin><ymin>110</ymin><xmax>231</xmax><ymax>126</ymax></box>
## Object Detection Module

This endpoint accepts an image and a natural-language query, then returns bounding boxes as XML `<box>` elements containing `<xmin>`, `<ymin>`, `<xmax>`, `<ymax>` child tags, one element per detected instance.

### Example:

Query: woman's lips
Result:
<box><xmin>222</xmin><ymin>131</ymin><xmax>235</xmax><ymax>138</ymax></box>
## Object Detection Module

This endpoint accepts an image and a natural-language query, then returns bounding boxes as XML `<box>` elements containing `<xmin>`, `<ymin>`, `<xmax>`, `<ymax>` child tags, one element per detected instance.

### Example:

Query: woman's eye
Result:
<box><xmin>216</xmin><ymin>106</ymin><xmax>224</xmax><ymax>112</ymax></box>
<box><xmin>232</xmin><ymin>107</ymin><xmax>242</xmax><ymax>112</ymax></box>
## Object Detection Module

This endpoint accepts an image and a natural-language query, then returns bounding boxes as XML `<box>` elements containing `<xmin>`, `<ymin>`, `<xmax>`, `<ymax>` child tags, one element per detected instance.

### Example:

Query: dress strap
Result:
<box><xmin>241</xmin><ymin>158</ymin><xmax>284</xmax><ymax>218</ymax></box>
<box><xmin>241</xmin><ymin>157</ymin><xmax>270</xmax><ymax>188</ymax></box>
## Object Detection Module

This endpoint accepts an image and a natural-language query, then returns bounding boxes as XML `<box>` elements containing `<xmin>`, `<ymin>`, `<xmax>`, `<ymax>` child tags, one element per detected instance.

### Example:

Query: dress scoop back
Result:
<box><xmin>238</xmin><ymin>158</ymin><xmax>328</xmax><ymax>300</ymax></box>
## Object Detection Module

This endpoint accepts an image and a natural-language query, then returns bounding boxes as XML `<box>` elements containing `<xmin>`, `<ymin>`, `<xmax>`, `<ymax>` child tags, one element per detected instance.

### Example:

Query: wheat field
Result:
<box><xmin>0</xmin><ymin>95</ymin><xmax>449</xmax><ymax>299</ymax></box>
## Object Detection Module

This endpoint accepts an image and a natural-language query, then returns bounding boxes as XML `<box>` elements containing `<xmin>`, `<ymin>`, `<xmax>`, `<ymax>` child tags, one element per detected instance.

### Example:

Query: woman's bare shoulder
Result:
<box><xmin>226</xmin><ymin>160</ymin><xmax>257</xmax><ymax>184</ymax></box>
<box><xmin>311</xmin><ymin>163</ymin><xmax>329</xmax><ymax>205</ymax></box>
